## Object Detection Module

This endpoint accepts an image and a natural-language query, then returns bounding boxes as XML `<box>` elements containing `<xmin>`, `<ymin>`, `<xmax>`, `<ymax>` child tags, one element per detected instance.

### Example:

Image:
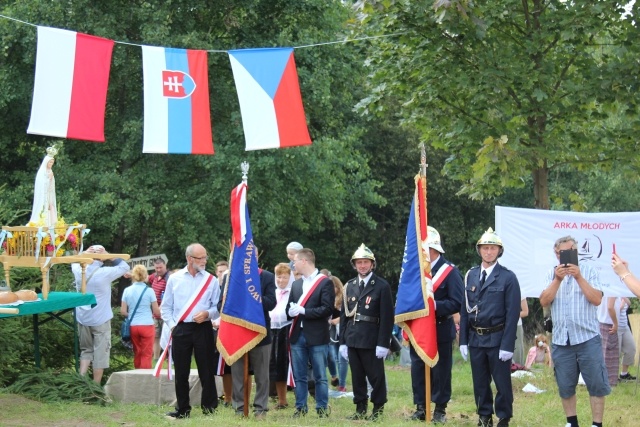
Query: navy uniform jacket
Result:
<box><xmin>459</xmin><ymin>263</ymin><xmax>520</xmax><ymax>352</ymax></box>
<box><xmin>286</xmin><ymin>275</ymin><xmax>335</xmax><ymax>346</ymax></box>
<box><xmin>340</xmin><ymin>273</ymin><xmax>394</xmax><ymax>349</ymax></box>
<box><xmin>432</xmin><ymin>256</ymin><xmax>464</xmax><ymax>344</ymax></box>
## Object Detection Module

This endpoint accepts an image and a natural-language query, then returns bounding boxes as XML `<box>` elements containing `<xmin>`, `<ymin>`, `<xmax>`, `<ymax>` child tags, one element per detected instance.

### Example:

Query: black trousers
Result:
<box><xmin>410</xmin><ymin>340</ymin><xmax>453</xmax><ymax>405</ymax></box>
<box><xmin>171</xmin><ymin>322</ymin><xmax>218</xmax><ymax>412</ymax></box>
<box><xmin>469</xmin><ymin>345</ymin><xmax>513</xmax><ymax>419</ymax></box>
<box><xmin>348</xmin><ymin>347</ymin><xmax>387</xmax><ymax>406</ymax></box>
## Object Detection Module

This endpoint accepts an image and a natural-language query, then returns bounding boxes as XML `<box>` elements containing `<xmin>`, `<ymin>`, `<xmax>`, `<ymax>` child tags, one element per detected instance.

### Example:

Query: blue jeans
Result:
<box><xmin>290</xmin><ymin>333</ymin><xmax>329</xmax><ymax>410</ymax></box>
<box><xmin>329</xmin><ymin>342</ymin><xmax>349</xmax><ymax>387</ymax></box>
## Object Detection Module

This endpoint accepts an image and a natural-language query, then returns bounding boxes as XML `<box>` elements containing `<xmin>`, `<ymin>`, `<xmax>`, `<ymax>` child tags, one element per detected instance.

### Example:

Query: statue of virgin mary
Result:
<box><xmin>28</xmin><ymin>145</ymin><xmax>58</xmax><ymax>227</ymax></box>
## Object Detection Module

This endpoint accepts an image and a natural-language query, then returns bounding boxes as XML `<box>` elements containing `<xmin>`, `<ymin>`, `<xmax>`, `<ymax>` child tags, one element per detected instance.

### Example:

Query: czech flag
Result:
<box><xmin>27</xmin><ymin>26</ymin><xmax>114</xmax><ymax>142</ymax></box>
<box><xmin>142</xmin><ymin>46</ymin><xmax>214</xmax><ymax>154</ymax></box>
<box><xmin>228</xmin><ymin>48</ymin><xmax>312</xmax><ymax>151</ymax></box>
<box><xmin>217</xmin><ymin>181</ymin><xmax>266</xmax><ymax>365</ymax></box>
<box><xmin>395</xmin><ymin>174</ymin><xmax>439</xmax><ymax>367</ymax></box>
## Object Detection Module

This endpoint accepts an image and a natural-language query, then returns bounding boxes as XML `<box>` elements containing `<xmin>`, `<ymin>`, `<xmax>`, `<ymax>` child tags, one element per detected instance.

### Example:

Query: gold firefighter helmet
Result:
<box><xmin>426</xmin><ymin>226</ymin><xmax>445</xmax><ymax>253</ymax></box>
<box><xmin>350</xmin><ymin>243</ymin><xmax>376</xmax><ymax>269</ymax></box>
<box><xmin>476</xmin><ymin>227</ymin><xmax>504</xmax><ymax>257</ymax></box>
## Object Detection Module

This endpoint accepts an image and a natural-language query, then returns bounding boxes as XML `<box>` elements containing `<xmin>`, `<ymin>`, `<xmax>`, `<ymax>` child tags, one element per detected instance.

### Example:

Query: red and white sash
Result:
<box><xmin>287</xmin><ymin>274</ymin><xmax>328</xmax><ymax>387</ymax></box>
<box><xmin>432</xmin><ymin>263</ymin><xmax>454</xmax><ymax>293</ymax></box>
<box><xmin>153</xmin><ymin>272</ymin><xmax>215</xmax><ymax>378</ymax></box>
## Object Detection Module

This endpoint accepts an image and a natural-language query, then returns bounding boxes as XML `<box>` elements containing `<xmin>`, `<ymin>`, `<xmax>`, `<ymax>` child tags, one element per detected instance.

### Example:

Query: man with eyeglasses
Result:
<box><xmin>286</xmin><ymin>248</ymin><xmax>335</xmax><ymax>419</ymax></box>
<box><xmin>161</xmin><ymin>243</ymin><xmax>220</xmax><ymax>419</ymax></box>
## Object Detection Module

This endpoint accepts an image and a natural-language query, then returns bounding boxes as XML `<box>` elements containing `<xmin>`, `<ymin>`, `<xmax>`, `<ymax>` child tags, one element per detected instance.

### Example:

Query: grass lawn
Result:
<box><xmin>1</xmin><ymin>351</ymin><xmax>638</xmax><ymax>426</ymax></box>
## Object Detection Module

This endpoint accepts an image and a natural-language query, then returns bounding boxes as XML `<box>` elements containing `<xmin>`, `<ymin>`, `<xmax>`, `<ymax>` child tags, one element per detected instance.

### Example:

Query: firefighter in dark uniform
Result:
<box><xmin>409</xmin><ymin>226</ymin><xmax>463</xmax><ymax>424</ymax></box>
<box><xmin>339</xmin><ymin>244</ymin><xmax>394</xmax><ymax>421</ymax></box>
<box><xmin>459</xmin><ymin>228</ymin><xmax>521</xmax><ymax>427</ymax></box>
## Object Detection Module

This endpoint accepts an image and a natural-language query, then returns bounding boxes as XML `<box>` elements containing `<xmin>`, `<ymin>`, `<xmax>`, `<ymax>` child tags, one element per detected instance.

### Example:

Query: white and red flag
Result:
<box><xmin>27</xmin><ymin>26</ymin><xmax>114</xmax><ymax>142</ymax></box>
<box><xmin>216</xmin><ymin>181</ymin><xmax>266</xmax><ymax>365</ymax></box>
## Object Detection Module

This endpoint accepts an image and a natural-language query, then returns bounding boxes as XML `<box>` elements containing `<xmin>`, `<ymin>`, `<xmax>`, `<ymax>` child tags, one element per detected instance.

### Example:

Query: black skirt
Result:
<box><xmin>269</xmin><ymin>325</ymin><xmax>291</xmax><ymax>382</ymax></box>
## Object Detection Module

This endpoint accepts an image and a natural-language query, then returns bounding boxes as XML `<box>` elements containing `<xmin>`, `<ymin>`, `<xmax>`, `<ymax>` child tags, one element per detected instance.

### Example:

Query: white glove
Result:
<box><xmin>460</xmin><ymin>345</ymin><xmax>468</xmax><ymax>361</ymax></box>
<box><xmin>288</xmin><ymin>303</ymin><xmax>305</xmax><ymax>317</ymax></box>
<box><xmin>499</xmin><ymin>350</ymin><xmax>513</xmax><ymax>362</ymax></box>
<box><xmin>339</xmin><ymin>345</ymin><xmax>349</xmax><ymax>361</ymax></box>
<box><xmin>375</xmin><ymin>346</ymin><xmax>389</xmax><ymax>359</ymax></box>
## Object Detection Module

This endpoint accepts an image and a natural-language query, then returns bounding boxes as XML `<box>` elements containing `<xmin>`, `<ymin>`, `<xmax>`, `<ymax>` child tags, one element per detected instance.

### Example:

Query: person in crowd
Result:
<box><xmin>597</xmin><ymin>297</ymin><xmax>620</xmax><ymax>387</ymax></box>
<box><xmin>540</xmin><ymin>235</ymin><xmax>609</xmax><ymax>427</ymax></box>
<box><xmin>616</xmin><ymin>297</ymin><xmax>636</xmax><ymax>381</ymax></box>
<box><xmin>286</xmin><ymin>241</ymin><xmax>303</xmax><ymax>269</ymax></box>
<box><xmin>121</xmin><ymin>264</ymin><xmax>159</xmax><ymax>368</ymax></box>
<box><xmin>148</xmin><ymin>257</ymin><xmax>169</xmax><ymax>361</ymax></box>
<box><xmin>287</xmin><ymin>248</ymin><xmax>335</xmax><ymax>418</ymax></box>
<box><xmin>215</xmin><ymin>260</ymin><xmax>228</xmax><ymax>279</ymax></box>
<box><xmin>339</xmin><ymin>244</ymin><xmax>394</xmax><ymax>421</ymax></box>
<box><xmin>408</xmin><ymin>227</ymin><xmax>463</xmax><ymax>424</ymax></box>
<box><xmin>460</xmin><ymin>228</ymin><xmax>521</xmax><ymax>427</ymax></box>
<box><xmin>269</xmin><ymin>263</ymin><xmax>294</xmax><ymax>409</ymax></box>
<box><xmin>230</xmin><ymin>252</ymin><xmax>276</xmax><ymax>419</ymax></box>
<box><xmin>329</xmin><ymin>275</ymin><xmax>348</xmax><ymax>392</ymax></box>
<box><xmin>73</xmin><ymin>245</ymin><xmax>129</xmax><ymax>383</ymax></box>
<box><xmin>161</xmin><ymin>243</ymin><xmax>220</xmax><ymax>419</ymax></box>
<box><xmin>513</xmin><ymin>298</ymin><xmax>529</xmax><ymax>366</ymax></box>
<box><xmin>525</xmin><ymin>333</ymin><xmax>553</xmax><ymax>369</ymax></box>
<box><xmin>212</xmin><ymin>259</ymin><xmax>232</xmax><ymax>406</ymax></box>
<box><xmin>612</xmin><ymin>252</ymin><xmax>640</xmax><ymax>297</ymax></box>
<box><xmin>320</xmin><ymin>268</ymin><xmax>338</xmax><ymax>388</ymax></box>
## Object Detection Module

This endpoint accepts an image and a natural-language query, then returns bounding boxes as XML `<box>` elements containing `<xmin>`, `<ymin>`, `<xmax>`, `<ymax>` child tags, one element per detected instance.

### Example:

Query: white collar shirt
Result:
<box><xmin>160</xmin><ymin>266</ymin><xmax>220</xmax><ymax>330</ymax></box>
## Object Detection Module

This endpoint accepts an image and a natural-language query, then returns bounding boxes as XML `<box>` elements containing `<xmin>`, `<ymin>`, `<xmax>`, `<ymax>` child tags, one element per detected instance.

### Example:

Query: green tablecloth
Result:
<box><xmin>0</xmin><ymin>291</ymin><xmax>96</xmax><ymax>318</ymax></box>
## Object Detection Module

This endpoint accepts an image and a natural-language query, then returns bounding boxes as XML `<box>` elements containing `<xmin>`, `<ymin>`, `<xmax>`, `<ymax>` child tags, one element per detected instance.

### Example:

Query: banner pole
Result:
<box><xmin>243</xmin><ymin>353</ymin><xmax>250</xmax><ymax>417</ymax></box>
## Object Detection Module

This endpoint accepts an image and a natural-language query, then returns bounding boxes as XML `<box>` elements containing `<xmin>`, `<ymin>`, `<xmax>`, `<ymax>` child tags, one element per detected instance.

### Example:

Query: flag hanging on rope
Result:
<box><xmin>394</xmin><ymin>174</ymin><xmax>439</xmax><ymax>367</ymax></box>
<box><xmin>27</xmin><ymin>26</ymin><xmax>114</xmax><ymax>142</ymax></box>
<box><xmin>228</xmin><ymin>47</ymin><xmax>312</xmax><ymax>151</ymax></box>
<box><xmin>142</xmin><ymin>46</ymin><xmax>214</xmax><ymax>154</ymax></box>
<box><xmin>216</xmin><ymin>181</ymin><xmax>266</xmax><ymax>365</ymax></box>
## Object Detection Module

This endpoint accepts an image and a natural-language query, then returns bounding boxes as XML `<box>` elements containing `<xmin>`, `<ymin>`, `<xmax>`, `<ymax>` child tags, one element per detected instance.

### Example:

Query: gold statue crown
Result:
<box><xmin>46</xmin><ymin>145</ymin><xmax>58</xmax><ymax>157</ymax></box>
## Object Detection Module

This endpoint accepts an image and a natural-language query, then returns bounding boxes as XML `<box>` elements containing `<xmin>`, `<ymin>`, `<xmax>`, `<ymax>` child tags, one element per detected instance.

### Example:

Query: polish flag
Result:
<box><xmin>27</xmin><ymin>26</ymin><xmax>114</xmax><ymax>142</ymax></box>
<box><xmin>228</xmin><ymin>48</ymin><xmax>312</xmax><ymax>151</ymax></box>
<box><xmin>142</xmin><ymin>46</ymin><xmax>214</xmax><ymax>155</ymax></box>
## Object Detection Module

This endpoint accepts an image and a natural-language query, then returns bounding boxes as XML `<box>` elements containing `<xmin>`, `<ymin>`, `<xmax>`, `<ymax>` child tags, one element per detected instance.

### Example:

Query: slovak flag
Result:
<box><xmin>27</xmin><ymin>26</ymin><xmax>114</xmax><ymax>142</ymax></box>
<box><xmin>228</xmin><ymin>48</ymin><xmax>312</xmax><ymax>151</ymax></box>
<box><xmin>216</xmin><ymin>181</ymin><xmax>267</xmax><ymax>365</ymax></box>
<box><xmin>142</xmin><ymin>46</ymin><xmax>214</xmax><ymax>154</ymax></box>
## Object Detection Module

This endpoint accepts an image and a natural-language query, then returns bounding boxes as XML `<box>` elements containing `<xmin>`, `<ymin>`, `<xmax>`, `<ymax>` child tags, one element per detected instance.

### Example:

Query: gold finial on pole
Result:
<box><xmin>241</xmin><ymin>162</ymin><xmax>249</xmax><ymax>184</ymax></box>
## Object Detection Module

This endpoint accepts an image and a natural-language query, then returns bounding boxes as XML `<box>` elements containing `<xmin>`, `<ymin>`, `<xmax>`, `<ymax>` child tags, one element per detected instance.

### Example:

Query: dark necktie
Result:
<box><xmin>480</xmin><ymin>270</ymin><xmax>487</xmax><ymax>286</ymax></box>
<box><xmin>359</xmin><ymin>280</ymin><xmax>365</xmax><ymax>294</ymax></box>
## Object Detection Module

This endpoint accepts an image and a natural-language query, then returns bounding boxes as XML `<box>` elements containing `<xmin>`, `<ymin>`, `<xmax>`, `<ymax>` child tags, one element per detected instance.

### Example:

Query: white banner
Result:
<box><xmin>495</xmin><ymin>206</ymin><xmax>639</xmax><ymax>298</ymax></box>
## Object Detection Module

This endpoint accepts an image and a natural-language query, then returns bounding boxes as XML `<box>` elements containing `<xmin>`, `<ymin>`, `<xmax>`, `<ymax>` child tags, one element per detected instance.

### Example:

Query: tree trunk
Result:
<box><xmin>532</xmin><ymin>166</ymin><xmax>549</xmax><ymax>209</ymax></box>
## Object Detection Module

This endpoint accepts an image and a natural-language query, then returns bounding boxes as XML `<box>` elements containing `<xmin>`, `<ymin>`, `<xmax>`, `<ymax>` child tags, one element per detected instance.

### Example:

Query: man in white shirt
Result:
<box><xmin>161</xmin><ymin>243</ymin><xmax>220</xmax><ymax>419</ymax></box>
<box><xmin>73</xmin><ymin>245</ymin><xmax>129</xmax><ymax>384</ymax></box>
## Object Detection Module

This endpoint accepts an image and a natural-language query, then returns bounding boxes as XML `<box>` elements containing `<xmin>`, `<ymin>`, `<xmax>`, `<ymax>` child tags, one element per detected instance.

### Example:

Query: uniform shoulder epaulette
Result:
<box><xmin>469</xmin><ymin>265</ymin><xmax>480</xmax><ymax>271</ymax></box>
<box><xmin>347</xmin><ymin>278</ymin><xmax>357</xmax><ymax>286</ymax></box>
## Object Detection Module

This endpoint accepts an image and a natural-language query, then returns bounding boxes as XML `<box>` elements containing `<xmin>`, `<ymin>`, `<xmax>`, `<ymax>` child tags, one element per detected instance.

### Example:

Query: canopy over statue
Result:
<box><xmin>28</xmin><ymin>145</ymin><xmax>59</xmax><ymax>227</ymax></box>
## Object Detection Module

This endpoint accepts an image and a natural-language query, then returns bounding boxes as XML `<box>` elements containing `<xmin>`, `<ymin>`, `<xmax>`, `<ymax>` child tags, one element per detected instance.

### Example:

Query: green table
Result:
<box><xmin>0</xmin><ymin>292</ymin><xmax>97</xmax><ymax>370</ymax></box>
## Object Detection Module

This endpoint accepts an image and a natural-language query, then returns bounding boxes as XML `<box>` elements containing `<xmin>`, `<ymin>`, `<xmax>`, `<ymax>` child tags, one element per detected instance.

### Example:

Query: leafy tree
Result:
<box><xmin>357</xmin><ymin>0</ymin><xmax>640</xmax><ymax>209</ymax></box>
<box><xmin>0</xmin><ymin>0</ymin><xmax>385</xmax><ymax>274</ymax></box>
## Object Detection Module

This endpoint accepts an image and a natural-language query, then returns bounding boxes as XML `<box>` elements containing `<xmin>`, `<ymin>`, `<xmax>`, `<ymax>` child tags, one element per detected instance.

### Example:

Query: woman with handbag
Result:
<box><xmin>121</xmin><ymin>265</ymin><xmax>160</xmax><ymax>368</ymax></box>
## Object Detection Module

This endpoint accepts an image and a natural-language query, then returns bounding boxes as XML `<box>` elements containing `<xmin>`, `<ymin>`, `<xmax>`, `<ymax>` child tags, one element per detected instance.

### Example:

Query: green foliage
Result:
<box><xmin>4</xmin><ymin>370</ymin><xmax>109</xmax><ymax>404</ymax></box>
<box><xmin>358</xmin><ymin>0</ymin><xmax>640</xmax><ymax>208</ymax></box>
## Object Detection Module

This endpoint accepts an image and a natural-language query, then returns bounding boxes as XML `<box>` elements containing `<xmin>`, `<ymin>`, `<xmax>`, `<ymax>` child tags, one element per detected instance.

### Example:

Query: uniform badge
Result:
<box><xmin>471</xmin><ymin>286</ymin><xmax>476</xmax><ymax>292</ymax></box>
<box><xmin>351</xmin><ymin>297</ymin><xmax>356</xmax><ymax>302</ymax></box>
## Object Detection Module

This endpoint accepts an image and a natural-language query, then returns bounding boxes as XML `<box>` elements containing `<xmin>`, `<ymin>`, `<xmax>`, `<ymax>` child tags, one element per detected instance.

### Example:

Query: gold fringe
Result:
<box><xmin>397</xmin><ymin>321</ymin><xmax>439</xmax><ymax>367</ymax></box>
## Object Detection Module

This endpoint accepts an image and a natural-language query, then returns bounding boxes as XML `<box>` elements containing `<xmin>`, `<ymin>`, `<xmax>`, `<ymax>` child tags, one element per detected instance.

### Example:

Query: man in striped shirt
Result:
<box><xmin>540</xmin><ymin>236</ymin><xmax>610</xmax><ymax>427</ymax></box>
